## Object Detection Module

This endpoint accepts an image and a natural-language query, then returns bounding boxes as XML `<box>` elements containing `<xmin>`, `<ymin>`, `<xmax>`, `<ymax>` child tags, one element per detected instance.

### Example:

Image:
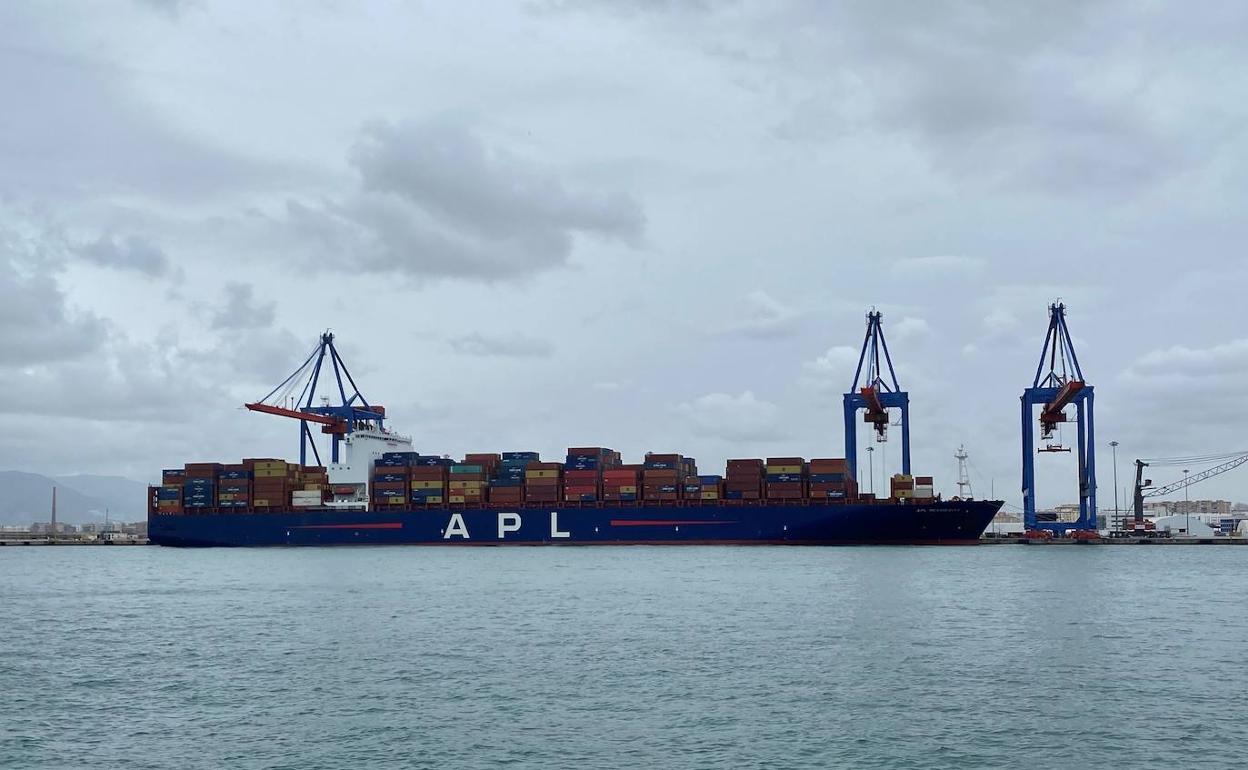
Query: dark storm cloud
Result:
<box><xmin>283</xmin><ymin>119</ymin><xmax>644</xmax><ymax>281</ymax></box>
<box><xmin>447</xmin><ymin>332</ymin><xmax>554</xmax><ymax>359</ymax></box>
<box><xmin>211</xmin><ymin>282</ymin><xmax>276</xmax><ymax>330</ymax></box>
<box><xmin>77</xmin><ymin>234</ymin><xmax>171</xmax><ymax>277</ymax></box>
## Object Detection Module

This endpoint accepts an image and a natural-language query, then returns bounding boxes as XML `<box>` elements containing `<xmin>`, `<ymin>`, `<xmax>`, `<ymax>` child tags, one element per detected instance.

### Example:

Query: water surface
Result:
<box><xmin>2</xmin><ymin>546</ymin><xmax>1245</xmax><ymax>769</ymax></box>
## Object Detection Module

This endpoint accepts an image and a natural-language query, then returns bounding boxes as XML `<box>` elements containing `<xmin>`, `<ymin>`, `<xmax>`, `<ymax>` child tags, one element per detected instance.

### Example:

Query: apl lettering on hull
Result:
<box><xmin>442</xmin><ymin>511</ymin><xmax>571</xmax><ymax>540</ymax></box>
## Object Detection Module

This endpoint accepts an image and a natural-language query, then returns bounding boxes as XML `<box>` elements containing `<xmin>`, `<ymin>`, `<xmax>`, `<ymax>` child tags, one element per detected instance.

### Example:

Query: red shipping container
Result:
<box><xmin>766</xmin><ymin>457</ymin><xmax>804</xmax><ymax>466</ymax></box>
<box><xmin>409</xmin><ymin>468</ymin><xmax>446</xmax><ymax>480</ymax></box>
<box><xmin>564</xmin><ymin>470</ymin><xmax>600</xmax><ymax>482</ymax></box>
<box><xmin>603</xmin><ymin>470</ymin><xmax>638</xmax><ymax>481</ymax></box>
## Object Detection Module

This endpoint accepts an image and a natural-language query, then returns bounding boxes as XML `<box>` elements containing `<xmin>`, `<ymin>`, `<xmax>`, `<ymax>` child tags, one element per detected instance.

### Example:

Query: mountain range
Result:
<box><xmin>0</xmin><ymin>471</ymin><xmax>149</xmax><ymax>525</ymax></box>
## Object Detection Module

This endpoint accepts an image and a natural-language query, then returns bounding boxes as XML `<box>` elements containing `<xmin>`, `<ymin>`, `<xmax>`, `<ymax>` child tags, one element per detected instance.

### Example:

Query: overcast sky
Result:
<box><xmin>3</xmin><ymin>1</ymin><xmax>1247</xmax><ymax>508</ymax></box>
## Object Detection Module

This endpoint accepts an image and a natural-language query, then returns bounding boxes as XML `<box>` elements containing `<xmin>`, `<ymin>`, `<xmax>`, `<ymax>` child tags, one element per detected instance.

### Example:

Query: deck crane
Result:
<box><xmin>844</xmin><ymin>310</ymin><xmax>910</xmax><ymax>484</ymax></box>
<box><xmin>245</xmin><ymin>332</ymin><xmax>388</xmax><ymax>466</ymax></box>
<box><xmin>1130</xmin><ymin>452</ymin><xmax>1248</xmax><ymax>528</ymax></box>
<box><xmin>1021</xmin><ymin>303</ymin><xmax>1096</xmax><ymax>533</ymax></box>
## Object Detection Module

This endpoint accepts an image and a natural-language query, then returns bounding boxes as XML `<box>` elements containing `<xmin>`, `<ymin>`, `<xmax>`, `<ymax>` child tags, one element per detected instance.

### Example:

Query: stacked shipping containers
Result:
<box><xmin>217</xmin><ymin>464</ymin><xmax>252</xmax><ymax>509</ymax></box>
<box><xmin>183</xmin><ymin>463</ymin><xmax>221</xmax><ymax>510</ymax></box>
<box><xmin>603</xmin><ymin>466</ymin><xmax>639</xmax><ymax>501</ymax></box>
<box><xmin>448</xmin><ymin>463</ymin><xmax>486</xmax><ymax>505</ymax></box>
<box><xmin>158</xmin><ymin>468</ymin><xmax>185</xmax><ymax>513</ymax></box>
<box><xmin>809</xmin><ymin>458</ymin><xmax>855</xmax><ymax>500</ymax></box>
<box><xmin>525</xmin><ymin>460</ymin><xmax>562</xmax><ymax>503</ymax></box>
<box><xmin>252</xmin><ymin>459</ymin><xmax>299</xmax><ymax>508</ymax></box>
<box><xmin>563</xmin><ymin>447</ymin><xmax>621</xmax><ymax>502</ymax></box>
<box><xmin>725</xmin><ymin>459</ymin><xmax>764</xmax><ymax>500</ymax></box>
<box><xmin>489</xmin><ymin>452</ymin><xmax>534</xmax><ymax>505</ymax></box>
<box><xmin>642</xmin><ymin>453</ymin><xmax>696</xmax><ymax>501</ymax></box>
<box><xmin>372</xmin><ymin>452</ymin><xmax>414</xmax><ymax>508</ymax></box>
<box><xmin>765</xmin><ymin>457</ymin><xmax>806</xmax><ymax>499</ymax></box>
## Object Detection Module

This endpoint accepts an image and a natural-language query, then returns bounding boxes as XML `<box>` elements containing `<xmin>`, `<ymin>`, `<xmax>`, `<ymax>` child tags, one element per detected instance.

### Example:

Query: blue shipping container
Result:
<box><xmin>810</xmin><ymin>473</ymin><xmax>846</xmax><ymax>483</ymax></box>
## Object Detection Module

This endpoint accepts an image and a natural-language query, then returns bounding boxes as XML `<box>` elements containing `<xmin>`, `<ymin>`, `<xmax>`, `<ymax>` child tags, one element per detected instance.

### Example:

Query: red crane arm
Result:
<box><xmin>244</xmin><ymin>402</ymin><xmax>339</xmax><ymax>426</ymax></box>
<box><xmin>1041</xmin><ymin>380</ymin><xmax>1084</xmax><ymax>428</ymax></box>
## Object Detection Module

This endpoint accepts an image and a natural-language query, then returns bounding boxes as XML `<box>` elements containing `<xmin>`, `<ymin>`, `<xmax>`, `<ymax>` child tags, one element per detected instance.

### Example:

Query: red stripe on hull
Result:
<box><xmin>290</xmin><ymin>522</ymin><xmax>403</xmax><ymax>530</ymax></box>
<box><xmin>609</xmin><ymin>519</ymin><xmax>738</xmax><ymax>527</ymax></box>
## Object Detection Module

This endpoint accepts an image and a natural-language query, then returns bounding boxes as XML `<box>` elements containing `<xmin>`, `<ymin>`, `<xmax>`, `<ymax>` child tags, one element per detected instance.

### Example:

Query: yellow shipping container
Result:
<box><xmin>410</xmin><ymin>480</ymin><xmax>445</xmax><ymax>490</ymax></box>
<box><xmin>253</xmin><ymin>498</ymin><xmax>270</xmax><ymax>506</ymax></box>
<box><xmin>303</xmin><ymin>483</ymin><xmax>323</xmax><ymax>491</ymax></box>
<box><xmin>157</xmin><ymin>501</ymin><xmax>180</xmax><ymax>509</ymax></box>
<box><xmin>525</xmin><ymin>469</ymin><xmax>560</xmax><ymax>479</ymax></box>
<box><xmin>617</xmin><ymin>485</ymin><xmax>637</xmax><ymax>494</ymax></box>
<box><xmin>895</xmin><ymin>490</ymin><xmax>913</xmax><ymax>499</ymax></box>
<box><xmin>700</xmin><ymin>491</ymin><xmax>720</xmax><ymax>500</ymax></box>
<box><xmin>448</xmin><ymin>495</ymin><xmax>465</xmax><ymax>504</ymax></box>
<box><xmin>253</xmin><ymin>461</ymin><xmax>288</xmax><ymax>471</ymax></box>
<box><xmin>766</xmin><ymin>464</ymin><xmax>803</xmax><ymax>474</ymax></box>
<box><xmin>254</xmin><ymin>469</ymin><xmax>287</xmax><ymax>478</ymax></box>
<box><xmin>425</xmin><ymin>496</ymin><xmax>444</xmax><ymax>504</ymax></box>
<box><xmin>449</xmin><ymin>480</ymin><xmax>482</xmax><ymax>490</ymax></box>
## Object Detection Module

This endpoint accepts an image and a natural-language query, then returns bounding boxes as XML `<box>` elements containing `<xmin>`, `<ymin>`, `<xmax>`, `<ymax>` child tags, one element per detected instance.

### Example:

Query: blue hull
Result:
<box><xmin>149</xmin><ymin>500</ymin><xmax>1003</xmax><ymax>547</ymax></box>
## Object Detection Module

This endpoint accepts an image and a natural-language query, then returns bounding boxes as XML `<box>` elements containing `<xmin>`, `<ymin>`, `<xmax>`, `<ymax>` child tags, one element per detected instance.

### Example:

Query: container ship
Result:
<box><xmin>147</xmin><ymin>319</ymin><xmax>1003</xmax><ymax>547</ymax></box>
<box><xmin>148</xmin><ymin>448</ymin><xmax>1000</xmax><ymax>547</ymax></box>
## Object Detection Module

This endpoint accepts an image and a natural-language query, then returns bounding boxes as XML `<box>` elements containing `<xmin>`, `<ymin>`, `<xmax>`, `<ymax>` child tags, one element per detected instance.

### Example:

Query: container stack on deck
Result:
<box><xmin>809</xmin><ymin>458</ymin><xmax>855</xmax><ymax>500</ymax></box>
<box><xmin>449</xmin><ymin>462</ymin><xmax>486</xmax><ymax>505</ymax></box>
<box><xmin>642</xmin><ymin>453</ymin><xmax>696</xmax><ymax>501</ymax></box>
<box><xmin>725</xmin><ymin>459</ymin><xmax>764</xmax><ymax>500</ymax></box>
<box><xmin>489</xmin><ymin>452</ymin><xmax>533</xmax><ymax>505</ymax></box>
<box><xmin>563</xmin><ymin>447</ymin><xmax>621</xmax><ymax>502</ymax></box>
<box><xmin>152</xmin><ymin>448</ymin><xmax>938</xmax><ymax>516</ymax></box>
<box><xmin>525</xmin><ymin>459</ymin><xmax>563</xmax><ymax>503</ymax></box>
<box><xmin>765</xmin><ymin>457</ymin><xmax>806</xmax><ymax>499</ymax></box>
<box><xmin>218</xmin><ymin>465</ymin><xmax>252</xmax><ymax>509</ymax></box>
<box><xmin>891</xmin><ymin>474</ymin><xmax>914</xmax><ymax>502</ymax></box>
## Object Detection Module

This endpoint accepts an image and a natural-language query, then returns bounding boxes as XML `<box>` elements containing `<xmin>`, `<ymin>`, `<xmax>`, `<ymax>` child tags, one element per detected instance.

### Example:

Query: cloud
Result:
<box><xmin>447</xmin><ymin>332</ymin><xmax>554</xmax><ymax>358</ymax></box>
<box><xmin>891</xmin><ymin>316</ymin><xmax>931</xmax><ymax>342</ymax></box>
<box><xmin>804</xmin><ymin>345</ymin><xmax>860</xmax><ymax>375</ymax></box>
<box><xmin>283</xmin><ymin>119</ymin><xmax>645</xmax><ymax>282</ymax></box>
<box><xmin>211</xmin><ymin>282</ymin><xmax>276</xmax><ymax>331</ymax></box>
<box><xmin>721</xmin><ymin>290</ymin><xmax>803</xmax><ymax>338</ymax></box>
<box><xmin>890</xmin><ymin>255</ymin><xmax>984</xmax><ymax>278</ymax></box>
<box><xmin>0</xmin><ymin>9</ymin><xmax>278</xmax><ymax>201</ymax></box>
<box><xmin>0</xmin><ymin>244</ymin><xmax>107</xmax><ymax>364</ymax></box>
<box><xmin>1130</xmin><ymin>339</ymin><xmax>1248</xmax><ymax>379</ymax></box>
<box><xmin>76</xmin><ymin>234</ymin><xmax>171</xmax><ymax>277</ymax></box>
<box><xmin>674</xmin><ymin>390</ymin><xmax>784</xmax><ymax>442</ymax></box>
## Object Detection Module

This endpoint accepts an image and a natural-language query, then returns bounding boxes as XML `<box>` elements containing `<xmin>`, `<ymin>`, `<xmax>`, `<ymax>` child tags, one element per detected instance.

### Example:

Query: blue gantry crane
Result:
<box><xmin>844</xmin><ymin>310</ymin><xmax>911</xmax><ymax>485</ymax></box>
<box><xmin>1021</xmin><ymin>303</ymin><xmax>1096</xmax><ymax>533</ymax></box>
<box><xmin>245</xmin><ymin>332</ymin><xmax>387</xmax><ymax>466</ymax></box>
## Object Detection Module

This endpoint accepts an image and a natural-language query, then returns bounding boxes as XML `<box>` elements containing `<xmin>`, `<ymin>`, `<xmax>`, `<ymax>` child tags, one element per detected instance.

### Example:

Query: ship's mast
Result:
<box><xmin>955</xmin><ymin>445</ymin><xmax>973</xmax><ymax>499</ymax></box>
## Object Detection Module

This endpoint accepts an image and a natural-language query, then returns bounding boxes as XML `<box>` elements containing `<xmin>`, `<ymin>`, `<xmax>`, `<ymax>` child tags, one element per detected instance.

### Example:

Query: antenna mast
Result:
<box><xmin>955</xmin><ymin>445</ymin><xmax>973</xmax><ymax>499</ymax></box>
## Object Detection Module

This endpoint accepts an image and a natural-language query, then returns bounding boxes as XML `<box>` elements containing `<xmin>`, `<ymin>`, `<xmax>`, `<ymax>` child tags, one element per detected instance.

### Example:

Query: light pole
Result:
<box><xmin>1110</xmin><ymin>441</ymin><xmax>1120</xmax><ymax>531</ymax></box>
<box><xmin>1184</xmin><ymin>469</ymin><xmax>1190</xmax><ymax>534</ymax></box>
<box><xmin>867</xmin><ymin>446</ymin><xmax>875</xmax><ymax>496</ymax></box>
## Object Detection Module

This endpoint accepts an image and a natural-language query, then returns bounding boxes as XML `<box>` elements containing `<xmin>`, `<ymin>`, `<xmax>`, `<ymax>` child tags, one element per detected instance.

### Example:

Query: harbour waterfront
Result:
<box><xmin>3</xmin><ymin>546</ymin><xmax>1246</xmax><ymax>769</ymax></box>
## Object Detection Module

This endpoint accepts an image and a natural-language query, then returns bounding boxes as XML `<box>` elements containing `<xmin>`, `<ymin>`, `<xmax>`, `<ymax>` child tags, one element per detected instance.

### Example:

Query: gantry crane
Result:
<box><xmin>1130</xmin><ymin>452</ymin><xmax>1248</xmax><ymax>528</ymax></box>
<box><xmin>844</xmin><ymin>310</ymin><xmax>910</xmax><ymax>483</ymax></box>
<box><xmin>245</xmin><ymin>332</ymin><xmax>387</xmax><ymax>466</ymax></box>
<box><xmin>1021</xmin><ymin>303</ymin><xmax>1096</xmax><ymax>533</ymax></box>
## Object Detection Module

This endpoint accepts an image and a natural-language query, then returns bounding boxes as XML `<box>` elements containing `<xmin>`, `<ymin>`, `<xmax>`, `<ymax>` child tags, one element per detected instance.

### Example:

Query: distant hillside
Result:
<box><xmin>0</xmin><ymin>471</ymin><xmax>148</xmax><ymax>525</ymax></box>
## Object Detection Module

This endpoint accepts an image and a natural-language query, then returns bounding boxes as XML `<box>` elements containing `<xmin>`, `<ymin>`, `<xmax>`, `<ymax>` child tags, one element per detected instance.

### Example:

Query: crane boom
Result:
<box><xmin>245</xmin><ymin>402</ymin><xmax>339</xmax><ymax>426</ymax></box>
<box><xmin>1132</xmin><ymin>451</ymin><xmax>1248</xmax><ymax>525</ymax></box>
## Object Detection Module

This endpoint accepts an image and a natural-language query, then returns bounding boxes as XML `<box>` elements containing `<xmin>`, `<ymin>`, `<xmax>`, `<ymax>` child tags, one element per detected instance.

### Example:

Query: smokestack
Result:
<box><xmin>51</xmin><ymin>486</ymin><xmax>57</xmax><ymax>535</ymax></box>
